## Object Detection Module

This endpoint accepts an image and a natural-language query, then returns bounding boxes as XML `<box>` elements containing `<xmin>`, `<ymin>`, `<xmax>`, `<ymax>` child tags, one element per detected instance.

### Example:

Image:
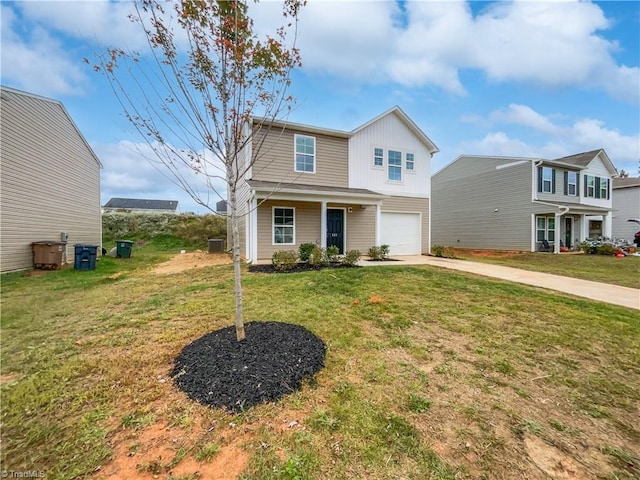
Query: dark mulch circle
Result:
<box><xmin>248</xmin><ymin>262</ymin><xmax>360</xmax><ymax>274</ymax></box>
<box><xmin>172</xmin><ymin>321</ymin><xmax>326</xmax><ymax>412</ymax></box>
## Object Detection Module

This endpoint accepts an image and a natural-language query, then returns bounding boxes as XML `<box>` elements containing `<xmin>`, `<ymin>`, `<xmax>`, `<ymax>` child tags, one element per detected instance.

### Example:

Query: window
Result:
<box><xmin>541</xmin><ymin>167</ymin><xmax>553</xmax><ymax>193</ymax></box>
<box><xmin>388</xmin><ymin>150</ymin><xmax>402</xmax><ymax>181</ymax></box>
<box><xmin>374</xmin><ymin>148</ymin><xmax>383</xmax><ymax>167</ymax></box>
<box><xmin>406</xmin><ymin>153</ymin><xmax>415</xmax><ymax>171</ymax></box>
<box><xmin>536</xmin><ymin>216</ymin><xmax>555</xmax><ymax>242</ymax></box>
<box><xmin>585</xmin><ymin>175</ymin><xmax>595</xmax><ymax>197</ymax></box>
<box><xmin>599</xmin><ymin>178</ymin><xmax>609</xmax><ymax>199</ymax></box>
<box><xmin>295</xmin><ymin>135</ymin><xmax>315</xmax><ymax>173</ymax></box>
<box><xmin>566</xmin><ymin>171</ymin><xmax>577</xmax><ymax>196</ymax></box>
<box><xmin>273</xmin><ymin>207</ymin><xmax>294</xmax><ymax>244</ymax></box>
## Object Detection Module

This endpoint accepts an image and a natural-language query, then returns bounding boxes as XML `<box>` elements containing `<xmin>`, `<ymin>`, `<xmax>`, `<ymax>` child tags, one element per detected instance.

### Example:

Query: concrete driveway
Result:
<box><xmin>359</xmin><ymin>255</ymin><xmax>640</xmax><ymax>310</ymax></box>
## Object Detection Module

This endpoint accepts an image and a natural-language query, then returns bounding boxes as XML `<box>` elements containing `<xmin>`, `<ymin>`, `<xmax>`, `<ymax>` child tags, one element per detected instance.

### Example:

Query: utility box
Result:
<box><xmin>116</xmin><ymin>240</ymin><xmax>134</xmax><ymax>258</ymax></box>
<box><xmin>74</xmin><ymin>244</ymin><xmax>98</xmax><ymax>270</ymax></box>
<box><xmin>208</xmin><ymin>238</ymin><xmax>224</xmax><ymax>253</ymax></box>
<box><xmin>32</xmin><ymin>241</ymin><xmax>66</xmax><ymax>269</ymax></box>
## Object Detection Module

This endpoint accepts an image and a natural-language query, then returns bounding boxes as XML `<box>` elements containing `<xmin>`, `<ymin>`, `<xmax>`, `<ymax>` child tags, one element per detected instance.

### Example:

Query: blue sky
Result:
<box><xmin>2</xmin><ymin>0</ymin><xmax>639</xmax><ymax>214</ymax></box>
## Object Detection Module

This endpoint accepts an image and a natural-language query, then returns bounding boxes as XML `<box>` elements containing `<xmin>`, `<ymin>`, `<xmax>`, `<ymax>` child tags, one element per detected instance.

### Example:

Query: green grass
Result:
<box><xmin>453</xmin><ymin>250</ymin><xmax>640</xmax><ymax>288</ymax></box>
<box><xmin>1</xmin><ymin>243</ymin><xmax>638</xmax><ymax>479</ymax></box>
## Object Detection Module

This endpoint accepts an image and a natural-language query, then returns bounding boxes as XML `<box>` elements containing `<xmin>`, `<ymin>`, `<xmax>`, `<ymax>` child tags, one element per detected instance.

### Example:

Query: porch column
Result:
<box><xmin>554</xmin><ymin>212</ymin><xmax>561</xmax><ymax>253</ymax></box>
<box><xmin>375</xmin><ymin>202</ymin><xmax>382</xmax><ymax>246</ymax></box>
<box><xmin>603</xmin><ymin>211</ymin><xmax>613</xmax><ymax>239</ymax></box>
<box><xmin>320</xmin><ymin>201</ymin><xmax>327</xmax><ymax>249</ymax></box>
<box><xmin>250</xmin><ymin>196</ymin><xmax>258</xmax><ymax>262</ymax></box>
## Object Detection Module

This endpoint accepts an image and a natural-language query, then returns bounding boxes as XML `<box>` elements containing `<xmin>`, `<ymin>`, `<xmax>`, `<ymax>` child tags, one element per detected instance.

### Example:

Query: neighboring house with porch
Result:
<box><xmin>231</xmin><ymin>106</ymin><xmax>439</xmax><ymax>262</ymax></box>
<box><xmin>0</xmin><ymin>85</ymin><xmax>103</xmax><ymax>272</ymax></box>
<box><xmin>431</xmin><ymin>149</ymin><xmax>617</xmax><ymax>253</ymax></box>
<box><xmin>612</xmin><ymin>177</ymin><xmax>640</xmax><ymax>243</ymax></box>
<box><xmin>103</xmin><ymin>198</ymin><xmax>178</xmax><ymax>214</ymax></box>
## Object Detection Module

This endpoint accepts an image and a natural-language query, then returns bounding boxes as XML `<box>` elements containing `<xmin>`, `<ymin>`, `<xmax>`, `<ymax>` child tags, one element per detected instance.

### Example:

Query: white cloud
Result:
<box><xmin>459</xmin><ymin>105</ymin><xmax>640</xmax><ymax>173</ymax></box>
<box><xmin>0</xmin><ymin>5</ymin><xmax>88</xmax><ymax>96</ymax></box>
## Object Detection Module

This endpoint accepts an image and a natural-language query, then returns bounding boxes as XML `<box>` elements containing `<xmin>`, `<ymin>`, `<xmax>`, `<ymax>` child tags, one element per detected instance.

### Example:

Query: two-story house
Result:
<box><xmin>232</xmin><ymin>106</ymin><xmax>439</xmax><ymax>262</ymax></box>
<box><xmin>431</xmin><ymin>149</ymin><xmax>618</xmax><ymax>253</ymax></box>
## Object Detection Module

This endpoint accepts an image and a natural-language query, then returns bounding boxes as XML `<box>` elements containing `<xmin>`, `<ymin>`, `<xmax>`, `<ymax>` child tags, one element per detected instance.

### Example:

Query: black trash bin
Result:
<box><xmin>116</xmin><ymin>240</ymin><xmax>134</xmax><ymax>258</ymax></box>
<box><xmin>74</xmin><ymin>244</ymin><xmax>98</xmax><ymax>270</ymax></box>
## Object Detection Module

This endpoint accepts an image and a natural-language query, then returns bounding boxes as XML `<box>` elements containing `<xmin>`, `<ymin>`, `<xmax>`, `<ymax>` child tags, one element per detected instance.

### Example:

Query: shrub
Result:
<box><xmin>326</xmin><ymin>245</ymin><xmax>340</xmax><ymax>262</ymax></box>
<box><xmin>580</xmin><ymin>238</ymin><xmax>619</xmax><ymax>255</ymax></box>
<box><xmin>308</xmin><ymin>245</ymin><xmax>328</xmax><ymax>266</ymax></box>
<box><xmin>431</xmin><ymin>245</ymin><xmax>456</xmax><ymax>258</ymax></box>
<box><xmin>341</xmin><ymin>250</ymin><xmax>361</xmax><ymax>266</ymax></box>
<box><xmin>368</xmin><ymin>246</ymin><xmax>383</xmax><ymax>260</ymax></box>
<box><xmin>596</xmin><ymin>243</ymin><xmax>616</xmax><ymax>256</ymax></box>
<box><xmin>380</xmin><ymin>244</ymin><xmax>390</xmax><ymax>259</ymax></box>
<box><xmin>299</xmin><ymin>243</ymin><xmax>316</xmax><ymax>262</ymax></box>
<box><xmin>271</xmin><ymin>250</ymin><xmax>298</xmax><ymax>271</ymax></box>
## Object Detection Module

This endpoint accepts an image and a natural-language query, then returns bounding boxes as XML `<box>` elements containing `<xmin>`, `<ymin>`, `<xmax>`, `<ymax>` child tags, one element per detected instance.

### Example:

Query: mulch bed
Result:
<box><xmin>172</xmin><ymin>322</ymin><xmax>326</xmax><ymax>412</ymax></box>
<box><xmin>248</xmin><ymin>262</ymin><xmax>359</xmax><ymax>274</ymax></box>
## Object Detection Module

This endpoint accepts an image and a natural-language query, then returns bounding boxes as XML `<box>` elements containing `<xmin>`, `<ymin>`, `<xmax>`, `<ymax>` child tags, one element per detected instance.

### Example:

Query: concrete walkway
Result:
<box><xmin>359</xmin><ymin>255</ymin><xmax>640</xmax><ymax>310</ymax></box>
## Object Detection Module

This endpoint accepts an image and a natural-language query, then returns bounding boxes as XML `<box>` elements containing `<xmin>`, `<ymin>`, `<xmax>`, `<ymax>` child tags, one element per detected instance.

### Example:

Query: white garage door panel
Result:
<box><xmin>381</xmin><ymin>213</ymin><xmax>420</xmax><ymax>255</ymax></box>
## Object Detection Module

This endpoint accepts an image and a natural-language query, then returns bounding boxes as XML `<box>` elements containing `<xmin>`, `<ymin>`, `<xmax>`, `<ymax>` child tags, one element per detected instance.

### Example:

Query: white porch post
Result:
<box><xmin>250</xmin><ymin>196</ymin><xmax>258</xmax><ymax>262</ymax></box>
<box><xmin>554</xmin><ymin>212</ymin><xmax>561</xmax><ymax>253</ymax></box>
<box><xmin>320</xmin><ymin>201</ymin><xmax>327</xmax><ymax>248</ymax></box>
<box><xmin>603</xmin><ymin>211</ymin><xmax>613</xmax><ymax>239</ymax></box>
<box><xmin>375</xmin><ymin>202</ymin><xmax>382</xmax><ymax>246</ymax></box>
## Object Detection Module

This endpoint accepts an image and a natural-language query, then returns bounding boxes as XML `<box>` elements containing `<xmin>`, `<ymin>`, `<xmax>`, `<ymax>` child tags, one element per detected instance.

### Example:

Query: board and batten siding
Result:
<box><xmin>349</xmin><ymin>113</ymin><xmax>432</xmax><ymax>197</ymax></box>
<box><xmin>431</xmin><ymin>157</ymin><xmax>535</xmax><ymax>251</ymax></box>
<box><xmin>382</xmin><ymin>196</ymin><xmax>430</xmax><ymax>254</ymax></box>
<box><xmin>0</xmin><ymin>87</ymin><xmax>102</xmax><ymax>272</ymax></box>
<box><xmin>251</xmin><ymin>128</ymin><xmax>349</xmax><ymax>188</ymax></box>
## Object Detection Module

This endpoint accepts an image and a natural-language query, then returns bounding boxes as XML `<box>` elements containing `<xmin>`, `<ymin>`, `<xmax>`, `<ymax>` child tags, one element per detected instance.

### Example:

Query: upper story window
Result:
<box><xmin>537</xmin><ymin>166</ymin><xmax>556</xmax><ymax>193</ymax></box>
<box><xmin>295</xmin><ymin>134</ymin><xmax>315</xmax><ymax>173</ymax></box>
<box><xmin>388</xmin><ymin>150</ymin><xmax>402</xmax><ymax>181</ymax></box>
<box><xmin>585</xmin><ymin>175</ymin><xmax>596</xmax><ymax>197</ymax></box>
<box><xmin>565</xmin><ymin>171</ymin><xmax>578</xmax><ymax>196</ymax></box>
<box><xmin>599</xmin><ymin>178</ymin><xmax>609</xmax><ymax>199</ymax></box>
<box><xmin>374</xmin><ymin>148</ymin><xmax>384</xmax><ymax>167</ymax></box>
<box><xmin>406</xmin><ymin>153</ymin><xmax>415</xmax><ymax>171</ymax></box>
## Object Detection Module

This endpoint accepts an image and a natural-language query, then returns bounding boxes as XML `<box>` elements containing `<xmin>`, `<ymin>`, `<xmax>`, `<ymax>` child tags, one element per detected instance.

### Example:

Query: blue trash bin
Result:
<box><xmin>74</xmin><ymin>244</ymin><xmax>98</xmax><ymax>270</ymax></box>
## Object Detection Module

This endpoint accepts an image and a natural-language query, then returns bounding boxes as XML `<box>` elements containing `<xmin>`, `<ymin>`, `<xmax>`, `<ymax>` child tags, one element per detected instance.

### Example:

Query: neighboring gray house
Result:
<box><xmin>233</xmin><ymin>106</ymin><xmax>439</xmax><ymax>261</ymax></box>
<box><xmin>431</xmin><ymin>149</ymin><xmax>618</xmax><ymax>253</ymax></box>
<box><xmin>612</xmin><ymin>177</ymin><xmax>640</xmax><ymax>243</ymax></box>
<box><xmin>0</xmin><ymin>86</ymin><xmax>103</xmax><ymax>273</ymax></box>
<box><xmin>103</xmin><ymin>198</ymin><xmax>178</xmax><ymax>214</ymax></box>
<box><xmin>216</xmin><ymin>200</ymin><xmax>227</xmax><ymax>215</ymax></box>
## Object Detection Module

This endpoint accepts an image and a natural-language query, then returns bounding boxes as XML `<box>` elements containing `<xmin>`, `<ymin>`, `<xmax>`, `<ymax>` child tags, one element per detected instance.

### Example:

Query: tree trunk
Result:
<box><xmin>229</xmin><ymin>186</ymin><xmax>246</xmax><ymax>341</ymax></box>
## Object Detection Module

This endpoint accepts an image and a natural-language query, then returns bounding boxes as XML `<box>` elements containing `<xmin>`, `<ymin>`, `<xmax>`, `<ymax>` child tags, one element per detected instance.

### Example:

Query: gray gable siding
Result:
<box><xmin>432</xmin><ymin>157</ymin><xmax>536</xmax><ymax>250</ymax></box>
<box><xmin>1</xmin><ymin>87</ymin><xmax>102</xmax><ymax>272</ymax></box>
<box><xmin>612</xmin><ymin>183</ymin><xmax>640</xmax><ymax>242</ymax></box>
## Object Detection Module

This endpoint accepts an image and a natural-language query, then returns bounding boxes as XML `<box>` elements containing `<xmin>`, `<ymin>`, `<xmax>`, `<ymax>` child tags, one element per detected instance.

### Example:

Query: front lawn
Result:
<box><xmin>452</xmin><ymin>249</ymin><xmax>640</xmax><ymax>289</ymax></box>
<box><xmin>1</xmin><ymin>244</ymin><xmax>638</xmax><ymax>479</ymax></box>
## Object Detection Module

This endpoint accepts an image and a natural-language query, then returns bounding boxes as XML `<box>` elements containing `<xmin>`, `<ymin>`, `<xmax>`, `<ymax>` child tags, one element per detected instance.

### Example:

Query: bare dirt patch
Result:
<box><xmin>452</xmin><ymin>248</ymin><xmax>525</xmax><ymax>258</ymax></box>
<box><xmin>152</xmin><ymin>251</ymin><xmax>232</xmax><ymax>275</ymax></box>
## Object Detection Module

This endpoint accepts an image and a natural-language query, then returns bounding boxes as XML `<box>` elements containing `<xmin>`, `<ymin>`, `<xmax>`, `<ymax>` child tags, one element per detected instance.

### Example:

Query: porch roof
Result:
<box><xmin>247</xmin><ymin>180</ymin><xmax>387</xmax><ymax>203</ymax></box>
<box><xmin>534</xmin><ymin>200</ymin><xmax>612</xmax><ymax>215</ymax></box>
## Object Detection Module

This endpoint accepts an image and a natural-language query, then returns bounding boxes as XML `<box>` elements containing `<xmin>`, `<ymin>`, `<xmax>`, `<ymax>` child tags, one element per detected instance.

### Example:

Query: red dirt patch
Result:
<box><xmin>152</xmin><ymin>251</ymin><xmax>232</xmax><ymax>275</ymax></box>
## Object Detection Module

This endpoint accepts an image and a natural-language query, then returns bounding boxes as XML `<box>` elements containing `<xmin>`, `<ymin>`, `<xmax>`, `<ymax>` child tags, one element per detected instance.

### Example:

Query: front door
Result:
<box><xmin>565</xmin><ymin>217</ymin><xmax>573</xmax><ymax>248</ymax></box>
<box><xmin>326</xmin><ymin>209</ymin><xmax>345</xmax><ymax>254</ymax></box>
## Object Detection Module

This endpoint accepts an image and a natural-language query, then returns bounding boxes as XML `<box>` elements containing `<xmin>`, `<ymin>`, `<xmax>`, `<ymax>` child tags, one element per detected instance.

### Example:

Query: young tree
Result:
<box><xmin>92</xmin><ymin>0</ymin><xmax>304</xmax><ymax>341</ymax></box>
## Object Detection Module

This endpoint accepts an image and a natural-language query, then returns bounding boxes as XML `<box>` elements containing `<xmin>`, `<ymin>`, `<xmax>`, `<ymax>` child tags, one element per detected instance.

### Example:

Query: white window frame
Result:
<box><xmin>599</xmin><ymin>177</ymin><xmax>608</xmax><ymax>199</ymax></box>
<box><xmin>542</xmin><ymin>167</ymin><xmax>553</xmax><ymax>193</ymax></box>
<box><xmin>388</xmin><ymin>150</ymin><xmax>402</xmax><ymax>182</ymax></box>
<box><xmin>405</xmin><ymin>152</ymin><xmax>415</xmax><ymax>172</ymax></box>
<box><xmin>586</xmin><ymin>175</ymin><xmax>595</xmax><ymax>197</ymax></box>
<box><xmin>294</xmin><ymin>134</ymin><xmax>315</xmax><ymax>173</ymax></box>
<box><xmin>536</xmin><ymin>216</ymin><xmax>555</xmax><ymax>242</ymax></box>
<box><xmin>373</xmin><ymin>147</ymin><xmax>384</xmax><ymax>167</ymax></box>
<box><xmin>567</xmin><ymin>171</ymin><xmax>577</xmax><ymax>196</ymax></box>
<box><xmin>272</xmin><ymin>206</ymin><xmax>295</xmax><ymax>245</ymax></box>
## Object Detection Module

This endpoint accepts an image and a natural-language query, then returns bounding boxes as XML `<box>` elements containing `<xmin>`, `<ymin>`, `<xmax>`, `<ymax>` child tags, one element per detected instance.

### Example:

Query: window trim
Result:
<box><xmin>388</xmin><ymin>149</ymin><xmax>402</xmax><ymax>182</ymax></box>
<box><xmin>405</xmin><ymin>152</ymin><xmax>415</xmax><ymax>172</ymax></box>
<box><xmin>373</xmin><ymin>147</ymin><xmax>384</xmax><ymax>168</ymax></box>
<box><xmin>542</xmin><ymin>167</ymin><xmax>553</xmax><ymax>193</ymax></box>
<box><xmin>567</xmin><ymin>171</ymin><xmax>577</xmax><ymax>196</ymax></box>
<box><xmin>272</xmin><ymin>206</ymin><xmax>296</xmax><ymax>245</ymax></box>
<box><xmin>536</xmin><ymin>216</ymin><xmax>555</xmax><ymax>242</ymax></box>
<box><xmin>599</xmin><ymin>177</ymin><xmax>609</xmax><ymax>199</ymax></box>
<box><xmin>586</xmin><ymin>175</ymin><xmax>595</xmax><ymax>198</ymax></box>
<box><xmin>294</xmin><ymin>134</ymin><xmax>316</xmax><ymax>174</ymax></box>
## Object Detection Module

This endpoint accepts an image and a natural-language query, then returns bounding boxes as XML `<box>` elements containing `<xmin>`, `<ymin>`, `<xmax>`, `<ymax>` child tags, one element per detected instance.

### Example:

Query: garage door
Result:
<box><xmin>381</xmin><ymin>212</ymin><xmax>421</xmax><ymax>255</ymax></box>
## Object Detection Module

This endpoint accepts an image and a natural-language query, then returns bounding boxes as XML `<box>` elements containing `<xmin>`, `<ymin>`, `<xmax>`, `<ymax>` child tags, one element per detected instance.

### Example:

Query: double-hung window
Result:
<box><xmin>541</xmin><ymin>167</ymin><xmax>553</xmax><ymax>193</ymax></box>
<box><xmin>406</xmin><ymin>153</ymin><xmax>415</xmax><ymax>171</ymax></box>
<box><xmin>273</xmin><ymin>207</ymin><xmax>295</xmax><ymax>245</ymax></box>
<box><xmin>586</xmin><ymin>175</ymin><xmax>595</xmax><ymax>197</ymax></box>
<box><xmin>567</xmin><ymin>171</ymin><xmax>577</xmax><ymax>196</ymax></box>
<box><xmin>374</xmin><ymin>148</ymin><xmax>384</xmax><ymax>167</ymax></box>
<box><xmin>599</xmin><ymin>178</ymin><xmax>609</xmax><ymax>199</ymax></box>
<box><xmin>295</xmin><ymin>135</ymin><xmax>315</xmax><ymax>173</ymax></box>
<box><xmin>388</xmin><ymin>150</ymin><xmax>402</xmax><ymax>181</ymax></box>
<box><xmin>536</xmin><ymin>216</ymin><xmax>555</xmax><ymax>242</ymax></box>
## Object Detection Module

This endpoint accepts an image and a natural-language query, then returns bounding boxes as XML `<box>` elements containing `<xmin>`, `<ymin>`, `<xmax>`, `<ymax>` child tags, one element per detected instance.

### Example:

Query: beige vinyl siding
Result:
<box><xmin>330</xmin><ymin>203</ymin><xmax>376</xmax><ymax>253</ymax></box>
<box><xmin>256</xmin><ymin>200</ymin><xmax>321</xmax><ymax>259</ymax></box>
<box><xmin>381</xmin><ymin>196</ymin><xmax>430</xmax><ymax>254</ymax></box>
<box><xmin>252</xmin><ymin>128</ymin><xmax>349</xmax><ymax>188</ymax></box>
<box><xmin>1</xmin><ymin>88</ymin><xmax>101</xmax><ymax>272</ymax></box>
<box><xmin>432</xmin><ymin>157</ymin><xmax>534</xmax><ymax>251</ymax></box>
